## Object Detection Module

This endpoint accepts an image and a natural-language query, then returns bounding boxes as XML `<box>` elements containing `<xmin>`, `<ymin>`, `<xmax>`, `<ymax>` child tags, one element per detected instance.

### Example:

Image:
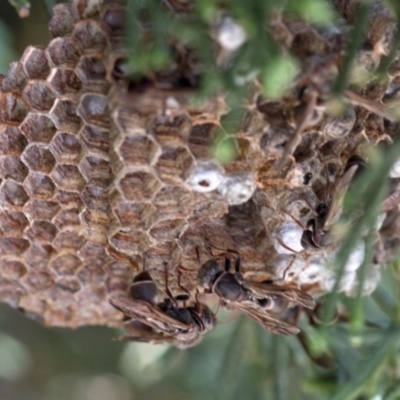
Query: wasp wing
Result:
<box><xmin>109</xmin><ymin>297</ymin><xmax>189</xmax><ymax>332</ymax></box>
<box><xmin>233</xmin><ymin>301</ymin><xmax>300</xmax><ymax>336</ymax></box>
<box><xmin>237</xmin><ymin>278</ymin><xmax>315</xmax><ymax>309</ymax></box>
<box><xmin>323</xmin><ymin>162</ymin><xmax>361</xmax><ymax>229</ymax></box>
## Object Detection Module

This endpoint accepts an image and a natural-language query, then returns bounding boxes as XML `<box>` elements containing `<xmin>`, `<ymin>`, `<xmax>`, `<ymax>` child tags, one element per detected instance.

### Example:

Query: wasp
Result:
<box><xmin>197</xmin><ymin>254</ymin><xmax>315</xmax><ymax>336</ymax></box>
<box><xmin>301</xmin><ymin>155</ymin><xmax>368</xmax><ymax>250</ymax></box>
<box><xmin>109</xmin><ymin>268</ymin><xmax>215</xmax><ymax>349</ymax></box>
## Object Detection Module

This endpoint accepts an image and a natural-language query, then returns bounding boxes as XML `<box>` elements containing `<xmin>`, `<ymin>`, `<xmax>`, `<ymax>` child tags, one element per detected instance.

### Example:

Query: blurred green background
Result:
<box><xmin>2</xmin><ymin>1</ymin><xmax>400</xmax><ymax>400</ymax></box>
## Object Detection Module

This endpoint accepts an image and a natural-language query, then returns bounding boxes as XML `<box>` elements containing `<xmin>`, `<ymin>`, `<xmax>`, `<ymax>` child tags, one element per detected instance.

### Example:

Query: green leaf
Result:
<box><xmin>289</xmin><ymin>0</ymin><xmax>336</xmax><ymax>26</ymax></box>
<box><xmin>262</xmin><ymin>55</ymin><xmax>298</xmax><ymax>99</ymax></box>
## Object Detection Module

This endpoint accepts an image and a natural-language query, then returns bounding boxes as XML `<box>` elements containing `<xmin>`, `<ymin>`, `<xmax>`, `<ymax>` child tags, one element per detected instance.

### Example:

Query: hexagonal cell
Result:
<box><xmin>81</xmin><ymin>208</ymin><xmax>109</xmax><ymax>230</ymax></box>
<box><xmin>79</xmin><ymin>156</ymin><xmax>111</xmax><ymax>188</ymax></box>
<box><xmin>0</xmin><ymin>126</ymin><xmax>28</xmax><ymax>156</ymax></box>
<box><xmin>18</xmin><ymin>296</ymin><xmax>47</xmax><ymax>322</ymax></box>
<box><xmin>51</xmin><ymin>164</ymin><xmax>85</xmax><ymax>191</ymax></box>
<box><xmin>0</xmin><ymin>259</ymin><xmax>27</xmax><ymax>280</ymax></box>
<box><xmin>0</xmin><ymin>93</ymin><xmax>29</xmax><ymax>124</ymax></box>
<box><xmin>109</xmin><ymin>229</ymin><xmax>150</xmax><ymax>255</ymax></box>
<box><xmin>53</xmin><ymin>231</ymin><xmax>85</xmax><ymax>251</ymax></box>
<box><xmin>55</xmin><ymin>277</ymin><xmax>81</xmax><ymax>294</ymax></box>
<box><xmin>50</xmin><ymin>133</ymin><xmax>82</xmax><ymax>164</ymax></box>
<box><xmin>77</xmin><ymin>285</ymin><xmax>106</xmax><ymax>307</ymax></box>
<box><xmin>80</xmin><ymin>186</ymin><xmax>108</xmax><ymax>212</ymax></box>
<box><xmin>25</xmin><ymin>220</ymin><xmax>57</xmax><ymax>243</ymax></box>
<box><xmin>51</xmin><ymin>99</ymin><xmax>82</xmax><ymax>132</ymax></box>
<box><xmin>78</xmin><ymin>264</ymin><xmax>105</xmax><ymax>285</ymax></box>
<box><xmin>46</xmin><ymin>37</ymin><xmax>81</xmax><ymax>68</ymax></box>
<box><xmin>72</xmin><ymin>20</ymin><xmax>107</xmax><ymax>53</ymax></box>
<box><xmin>102</xmin><ymin>7</ymin><xmax>125</xmax><ymax>35</ymax></box>
<box><xmin>24</xmin><ymin>172</ymin><xmax>56</xmax><ymax>199</ymax></box>
<box><xmin>21</xmin><ymin>46</ymin><xmax>50</xmax><ymax>80</ymax></box>
<box><xmin>185</xmin><ymin>194</ymin><xmax>227</xmax><ymax>225</ymax></box>
<box><xmin>75</xmin><ymin>56</ymin><xmax>109</xmax><ymax>93</ymax></box>
<box><xmin>0</xmin><ymin>210</ymin><xmax>28</xmax><ymax>236</ymax></box>
<box><xmin>44</xmin><ymin>306</ymin><xmax>74</xmax><ymax>325</ymax></box>
<box><xmin>188</xmin><ymin>122</ymin><xmax>221</xmax><ymax>159</ymax></box>
<box><xmin>48</xmin><ymin>3</ymin><xmax>75</xmax><ymax>38</ymax></box>
<box><xmin>113</xmin><ymin>201</ymin><xmax>156</xmax><ymax>229</ymax></box>
<box><xmin>53</xmin><ymin>208</ymin><xmax>81</xmax><ymax>230</ymax></box>
<box><xmin>118</xmin><ymin>170</ymin><xmax>162</xmax><ymax>201</ymax></box>
<box><xmin>77</xmin><ymin>94</ymin><xmax>109</xmax><ymax>129</ymax></box>
<box><xmin>24</xmin><ymin>269</ymin><xmax>55</xmax><ymax>291</ymax></box>
<box><xmin>48</xmin><ymin>68</ymin><xmax>82</xmax><ymax>97</ymax></box>
<box><xmin>78</xmin><ymin>242</ymin><xmax>108</xmax><ymax>269</ymax></box>
<box><xmin>74</xmin><ymin>0</ymin><xmax>103</xmax><ymax>19</ymax></box>
<box><xmin>20</xmin><ymin>114</ymin><xmax>57</xmax><ymax>143</ymax></box>
<box><xmin>0</xmin><ymin>285</ymin><xmax>23</xmax><ymax>308</ymax></box>
<box><xmin>118</xmin><ymin>135</ymin><xmax>161</xmax><ymax>166</ymax></box>
<box><xmin>23</xmin><ymin>243</ymin><xmax>55</xmax><ymax>269</ymax></box>
<box><xmin>149</xmin><ymin>218</ymin><xmax>187</xmax><ymax>241</ymax></box>
<box><xmin>155</xmin><ymin>146</ymin><xmax>194</xmax><ymax>182</ymax></box>
<box><xmin>23</xmin><ymin>199</ymin><xmax>60</xmax><ymax>221</ymax></box>
<box><xmin>113</xmin><ymin>107</ymin><xmax>147</xmax><ymax>136</ymax></box>
<box><xmin>22</xmin><ymin>145</ymin><xmax>56</xmax><ymax>173</ymax></box>
<box><xmin>79</xmin><ymin>125</ymin><xmax>109</xmax><ymax>157</ymax></box>
<box><xmin>153</xmin><ymin>185</ymin><xmax>190</xmax><ymax>208</ymax></box>
<box><xmin>23</xmin><ymin>81</ymin><xmax>55</xmax><ymax>112</ymax></box>
<box><xmin>0</xmin><ymin>156</ymin><xmax>28</xmax><ymax>182</ymax></box>
<box><xmin>1</xmin><ymin>62</ymin><xmax>27</xmax><ymax>92</ymax></box>
<box><xmin>0</xmin><ymin>181</ymin><xmax>29</xmax><ymax>207</ymax></box>
<box><xmin>152</xmin><ymin>115</ymin><xmax>192</xmax><ymax>147</ymax></box>
<box><xmin>50</xmin><ymin>253</ymin><xmax>82</xmax><ymax>275</ymax></box>
<box><xmin>105</xmin><ymin>275</ymin><xmax>129</xmax><ymax>296</ymax></box>
<box><xmin>54</xmin><ymin>190</ymin><xmax>83</xmax><ymax>209</ymax></box>
<box><xmin>0</xmin><ymin>237</ymin><xmax>29</xmax><ymax>256</ymax></box>
<box><xmin>143</xmin><ymin>242</ymin><xmax>181</xmax><ymax>270</ymax></box>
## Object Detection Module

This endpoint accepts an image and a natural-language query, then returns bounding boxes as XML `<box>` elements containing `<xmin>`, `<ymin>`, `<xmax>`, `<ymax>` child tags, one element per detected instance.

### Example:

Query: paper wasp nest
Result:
<box><xmin>0</xmin><ymin>0</ymin><xmax>399</xmax><ymax>328</ymax></box>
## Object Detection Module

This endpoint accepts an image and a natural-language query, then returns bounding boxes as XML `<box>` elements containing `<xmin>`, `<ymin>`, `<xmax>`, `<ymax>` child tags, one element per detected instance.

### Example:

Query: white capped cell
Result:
<box><xmin>218</xmin><ymin>173</ymin><xmax>256</xmax><ymax>205</ymax></box>
<box><xmin>216</xmin><ymin>16</ymin><xmax>247</xmax><ymax>52</ymax></box>
<box><xmin>320</xmin><ymin>270</ymin><xmax>357</xmax><ymax>293</ymax></box>
<box><xmin>272</xmin><ymin>221</ymin><xmax>304</xmax><ymax>255</ymax></box>
<box><xmin>274</xmin><ymin>255</ymin><xmax>306</xmax><ymax>281</ymax></box>
<box><xmin>186</xmin><ymin>161</ymin><xmax>225</xmax><ymax>193</ymax></box>
<box><xmin>345</xmin><ymin>266</ymin><xmax>381</xmax><ymax>297</ymax></box>
<box><xmin>298</xmin><ymin>255</ymin><xmax>326</xmax><ymax>285</ymax></box>
<box><xmin>330</xmin><ymin>240</ymin><xmax>365</xmax><ymax>272</ymax></box>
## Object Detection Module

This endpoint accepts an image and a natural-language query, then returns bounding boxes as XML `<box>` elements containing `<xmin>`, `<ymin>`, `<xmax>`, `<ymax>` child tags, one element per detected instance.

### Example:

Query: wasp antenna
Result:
<box><xmin>282</xmin><ymin>210</ymin><xmax>307</xmax><ymax>230</ymax></box>
<box><xmin>277</xmin><ymin>238</ymin><xmax>304</xmax><ymax>255</ymax></box>
<box><xmin>234</xmin><ymin>256</ymin><xmax>241</xmax><ymax>273</ymax></box>
<box><xmin>224</xmin><ymin>257</ymin><xmax>231</xmax><ymax>272</ymax></box>
<box><xmin>195</xmin><ymin>246</ymin><xmax>202</xmax><ymax>263</ymax></box>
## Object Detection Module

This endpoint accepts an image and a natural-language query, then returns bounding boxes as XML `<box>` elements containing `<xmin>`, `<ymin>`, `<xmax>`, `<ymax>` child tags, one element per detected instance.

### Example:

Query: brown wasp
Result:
<box><xmin>197</xmin><ymin>254</ymin><xmax>315</xmax><ymax>336</ymax></box>
<box><xmin>109</xmin><ymin>267</ymin><xmax>215</xmax><ymax>349</ymax></box>
<box><xmin>300</xmin><ymin>155</ymin><xmax>367</xmax><ymax>250</ymax></box>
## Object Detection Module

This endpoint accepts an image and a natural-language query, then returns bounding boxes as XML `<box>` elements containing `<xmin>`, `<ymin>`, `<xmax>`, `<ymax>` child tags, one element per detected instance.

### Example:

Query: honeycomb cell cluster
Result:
<box><xmin>0</xmin><ymin>0</ymin><xmax>399</xmax><ymax>328</ymax></box>
<box><xmin>0</xmin><ymin>0</ymin><xmax>253</xmax><ymax>327</ymax></box>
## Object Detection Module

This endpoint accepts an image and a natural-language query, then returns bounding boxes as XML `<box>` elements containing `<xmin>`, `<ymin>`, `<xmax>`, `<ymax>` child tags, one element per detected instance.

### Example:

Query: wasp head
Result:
<box><xmin>197</xmin><ymin>259</ymin><xmax>223</xmax><ymax>290</ymax></box>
